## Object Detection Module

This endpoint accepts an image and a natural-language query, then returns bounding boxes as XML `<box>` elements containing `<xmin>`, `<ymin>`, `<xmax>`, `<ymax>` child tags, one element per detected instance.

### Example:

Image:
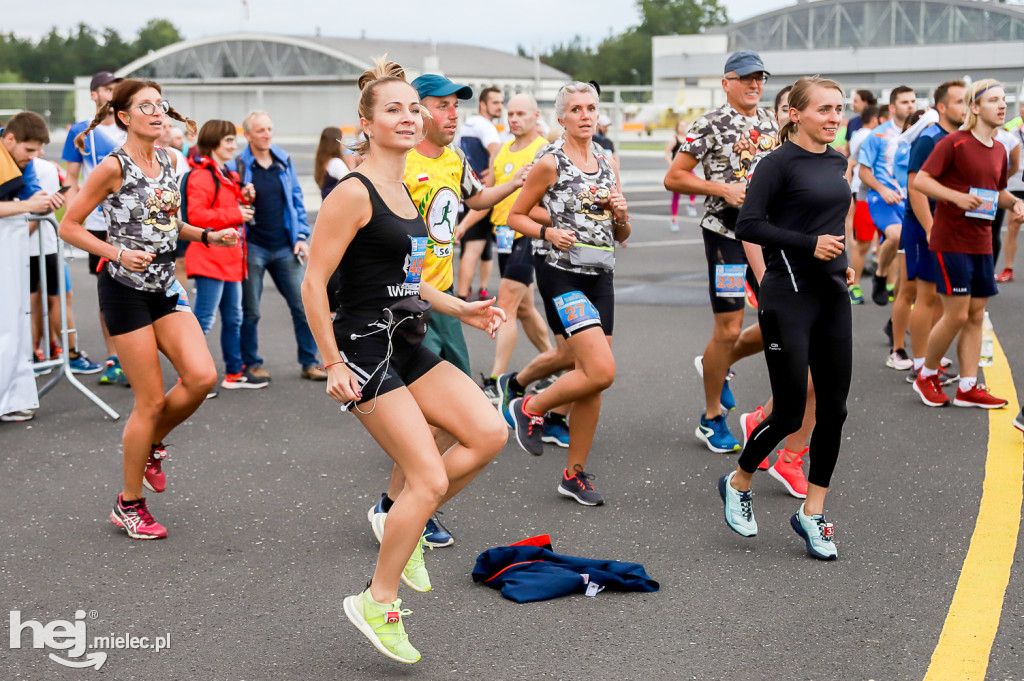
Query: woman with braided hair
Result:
<box><xmin>59</xmin><ymin>79</ymin><xmax>239</xmax><ymax>540</ymax></box>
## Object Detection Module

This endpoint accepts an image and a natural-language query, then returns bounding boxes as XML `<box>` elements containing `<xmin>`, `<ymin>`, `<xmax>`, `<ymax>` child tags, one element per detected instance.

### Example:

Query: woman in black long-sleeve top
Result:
<box><xmin>717</xmin><ymin>76</ymin><xmax>855</xmax><ymax>560</ymax></box>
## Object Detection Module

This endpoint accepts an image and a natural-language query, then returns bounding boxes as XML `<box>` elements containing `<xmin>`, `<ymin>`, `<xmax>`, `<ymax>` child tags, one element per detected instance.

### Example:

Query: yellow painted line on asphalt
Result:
<box><xmin>923</xmin><ymin>332</ymin><xmax>1023</xmax><ymax>681</ymax></box>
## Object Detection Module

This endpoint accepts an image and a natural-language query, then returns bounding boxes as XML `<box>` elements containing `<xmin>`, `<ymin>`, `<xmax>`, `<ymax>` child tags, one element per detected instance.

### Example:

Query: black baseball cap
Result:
<box><xmin>723</xmin><ymin>51</ymin><xmax>769</xmax><ymax>77</ymax></box>
<box><xmin>90</xmin><ymin>72</ymin><xmax>121</xmax><ymax>92</ymax></box>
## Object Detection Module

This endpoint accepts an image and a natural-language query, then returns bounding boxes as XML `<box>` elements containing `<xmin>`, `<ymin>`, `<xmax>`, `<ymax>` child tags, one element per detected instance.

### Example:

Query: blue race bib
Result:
<box><xmin>715</xmin><ymin>264</ymin><xmax>746</xmax><ymax>298</ymax></box>
<box><xmin>404</xmin><ymin>236</ymin><xmax>428</xmax><ymax>289</ymax></box>
<box><xmin>554</xmin><ymin>290</ymin><xmax>601</xmax><ymax>335</ymax></box>
<box><xmin>495</xmin><ymin>225</ymin><xmax>515</xmax><ymax>254</ymax></box>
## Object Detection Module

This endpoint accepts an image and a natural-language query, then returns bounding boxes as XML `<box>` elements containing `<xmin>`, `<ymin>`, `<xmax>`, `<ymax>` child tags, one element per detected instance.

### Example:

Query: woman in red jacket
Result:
<box><xmin>184</xmin><ymin>120</ymin><xmax>262</xmax><ymax>392</ymax></box>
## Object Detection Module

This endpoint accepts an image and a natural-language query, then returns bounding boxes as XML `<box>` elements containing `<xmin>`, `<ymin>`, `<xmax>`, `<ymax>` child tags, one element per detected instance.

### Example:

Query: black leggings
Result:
<box><xmin>737</xmin><ymin>285</ymin><xmax>852</xmax><ymax>488</ymax></box>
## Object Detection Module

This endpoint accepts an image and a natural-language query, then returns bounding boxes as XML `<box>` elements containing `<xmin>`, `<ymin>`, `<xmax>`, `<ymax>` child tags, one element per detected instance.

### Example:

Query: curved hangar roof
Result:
<box><xmin>117</xmin><ymin>32</ymin><xmax>568</xmax><ymax>84</ymax></box>
<box><xmin>722</xmin><ymin>0</ymin><xmax>1024</xmax><ymax>51</ymax></box>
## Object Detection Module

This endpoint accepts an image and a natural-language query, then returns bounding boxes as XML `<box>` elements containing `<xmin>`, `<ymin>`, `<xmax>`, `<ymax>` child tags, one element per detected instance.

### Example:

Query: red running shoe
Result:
<box><xmin>739</xmin><ymin>407</ymin><xmax>769</xmax><ymax>469</ymax></box>
<box><xmin>953</xmin><ymin>384</ymin><xmax>1008</xmax><ymax>409</ymax></box>
<box><xmin>769</xmin><ymin>448</ymin><xmax>808</xmax><ymax>499</ymax></box>
<box><xmin>913</xmin><ymin>373</ymin><xmax>950</xmax><ymax>407</ymax></box>
<box><xmin>995</xmin><ymin>268</ymin><xmax>1013</xmax><ymax>283</ymax></box>
<box><xmin>142</xmin><ymin>443</ymin><xmax>168</xmax><ymax>493</ymax></box>
<box><xmin>110</xmin><ymin>494</ymin><xmax>167</xmax><ymax>539</ymax></box>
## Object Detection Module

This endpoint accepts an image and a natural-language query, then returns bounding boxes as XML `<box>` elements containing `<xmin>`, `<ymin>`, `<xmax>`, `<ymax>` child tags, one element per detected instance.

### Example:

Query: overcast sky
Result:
<box><xmin>4</xmin><ymin>0</ymin><xmax>793</xmax><ymax>53</ymax></box>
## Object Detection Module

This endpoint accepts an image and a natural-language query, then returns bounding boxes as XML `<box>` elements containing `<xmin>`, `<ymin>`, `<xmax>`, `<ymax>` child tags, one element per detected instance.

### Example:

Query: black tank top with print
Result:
<box><xmin>333</xmin><ymin>173</ymin><xmax>429</xmax><ymax>317</ymax></box>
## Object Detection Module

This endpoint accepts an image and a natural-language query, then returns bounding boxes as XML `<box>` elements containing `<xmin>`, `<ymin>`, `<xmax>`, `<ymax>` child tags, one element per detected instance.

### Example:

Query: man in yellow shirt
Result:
<box><xmin>404</xmin><ymin>74</ymin><xmax>530</xmax><ymax>377</ymax></box>
<box><xmin>485</xmin><ymin>93</ymin><xmax>552</xmax><ymax>393</ymax></box>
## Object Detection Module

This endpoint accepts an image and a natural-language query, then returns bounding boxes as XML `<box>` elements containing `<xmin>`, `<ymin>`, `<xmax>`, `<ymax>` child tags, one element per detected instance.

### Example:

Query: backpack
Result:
<box><xmin>179</xmin><ymin>165</ymin><xmax>221</xmax><ymax>225</ymax></box>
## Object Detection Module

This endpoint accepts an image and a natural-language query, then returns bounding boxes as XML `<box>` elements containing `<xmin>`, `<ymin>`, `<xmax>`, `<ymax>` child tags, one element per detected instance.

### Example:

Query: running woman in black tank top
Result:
<box><xmin>59</xmin><ymin>79</ymin><xmax>238</xmax><ymax>541</ymax></box>
<box><xmin>300</xmin><ymin>60</ymin><xmax>507</xmax><ymax>665</ymax></box>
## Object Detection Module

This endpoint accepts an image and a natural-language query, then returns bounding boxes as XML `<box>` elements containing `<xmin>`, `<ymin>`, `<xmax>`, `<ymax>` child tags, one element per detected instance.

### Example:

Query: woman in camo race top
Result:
<box><xmin>60</xmin><ymin>79</ymin><xmax>239</xmax><ymax>541</ymax></box>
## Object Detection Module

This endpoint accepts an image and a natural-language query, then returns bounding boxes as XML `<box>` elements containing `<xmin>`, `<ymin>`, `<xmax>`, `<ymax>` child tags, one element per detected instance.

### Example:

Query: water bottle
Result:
<box><xmin>979</xmin><ymin>311</ymin><xmax>994</xmax><ymax>367</ymax></box>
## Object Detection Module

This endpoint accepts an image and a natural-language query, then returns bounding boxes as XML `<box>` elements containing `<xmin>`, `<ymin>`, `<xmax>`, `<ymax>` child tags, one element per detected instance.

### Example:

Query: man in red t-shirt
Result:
<box><xmin>912</xmin><ymin>79</ymin><xmax>1024</xmax><ymax>408</ymax></box>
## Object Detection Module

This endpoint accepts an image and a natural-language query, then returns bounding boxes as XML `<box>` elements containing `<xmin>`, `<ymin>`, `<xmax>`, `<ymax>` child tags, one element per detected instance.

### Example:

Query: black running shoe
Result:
<box><xmin>883</xmin><ymin>317</ymin><xmax>894</xmax><ymax>349</ymax></box>
<box><xmin>557</xmin><ymin>466</ymin><xmax>604</xmax><ymax>506</ymax></box>
<box><xmin>872</xmin><ymin>274</ymin><xmax>890</xmax><ymax>306</ymax></box>
<box><xmin>510</xmin><ymin>396</ymin><xmax>544</xmax><ymax>456</ymax></box>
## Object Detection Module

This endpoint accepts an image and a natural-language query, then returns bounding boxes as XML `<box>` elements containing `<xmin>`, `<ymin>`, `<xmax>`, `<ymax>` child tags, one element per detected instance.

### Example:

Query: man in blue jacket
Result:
<box><xmin>233</xmin><ymin>111</ymin><xmax>325</xmax><ymax>382</ymax></box>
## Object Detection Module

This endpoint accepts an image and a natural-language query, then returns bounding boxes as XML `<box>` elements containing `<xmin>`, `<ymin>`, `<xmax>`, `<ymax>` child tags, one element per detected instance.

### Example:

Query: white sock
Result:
<box><xmin>959</xmin><ymin>376</ymin><xmax>977</xmax><ymax>392</ymax></box>
<box><xmin>913</xmin><ymin>357</ymin><xmax>925</xmax><ymax>371</ymax></box>
<box><xmin>920</xmin><ymin>366</ymin><xmax>938</xmax><ymax>378</ymax></box>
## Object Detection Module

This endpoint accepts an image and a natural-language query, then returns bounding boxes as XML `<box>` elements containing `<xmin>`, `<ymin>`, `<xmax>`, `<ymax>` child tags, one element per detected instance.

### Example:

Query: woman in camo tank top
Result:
<box><xmin>60</xmin><ymin>79</ymin><xmax>239</xmax><ymax>541</ymax></box>
<box><xmin>505</xmin><ymin>81</ymin><xmax>632</xmax><ymax>507</ymax></box>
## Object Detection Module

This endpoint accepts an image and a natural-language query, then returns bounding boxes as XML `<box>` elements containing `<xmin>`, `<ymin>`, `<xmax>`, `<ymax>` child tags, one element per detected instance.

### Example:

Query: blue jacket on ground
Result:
<box><xmin>228</xmin><ymin>143</ymin><xmax>309</xmax><ymax>245</ymax></box>
<box><xmin>472</xmin><ymin>535</ymin><xmax>659</xmax><ymax>603</ymax></box>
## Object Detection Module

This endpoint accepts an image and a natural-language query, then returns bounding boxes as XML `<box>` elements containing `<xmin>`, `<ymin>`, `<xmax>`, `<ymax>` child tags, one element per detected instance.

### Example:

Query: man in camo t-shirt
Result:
<box><xmin>664</xmin><ymin>50</ymin><xmax>779</xmax><ymax>453</ymax></box>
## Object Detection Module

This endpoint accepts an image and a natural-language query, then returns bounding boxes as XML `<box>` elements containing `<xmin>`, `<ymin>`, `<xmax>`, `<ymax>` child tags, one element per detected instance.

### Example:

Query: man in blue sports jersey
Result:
<box><xmin>858</xmin><ymin>85</ymin><xmax>917</xmax><ymax>305</ymax></box>
<box><xmin>62</xmin><ymin>71</ymin><xmax>129</xmax><ymax>385</ymax></box>
<box><xmin>902</xmin><ymin>80</ymin><xmax>966</xmax><ymax>384</ymax></box>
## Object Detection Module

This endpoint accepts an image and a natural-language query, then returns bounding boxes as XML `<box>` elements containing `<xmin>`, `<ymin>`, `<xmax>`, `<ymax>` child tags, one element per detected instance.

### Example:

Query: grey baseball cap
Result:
<box><xmin>724</xmin><ymin>50</ymin><xmax>769</xmax><ymax>77</ymax></box>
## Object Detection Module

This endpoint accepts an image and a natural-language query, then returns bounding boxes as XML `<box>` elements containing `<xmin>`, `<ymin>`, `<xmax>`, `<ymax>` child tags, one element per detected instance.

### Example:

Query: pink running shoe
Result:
<box><xmin>769</xmin><ymin>448</ymin><xmax>809</xmax><ymax>499</ymax></box>
<box><xmin>110</xmin><ymin>494</ymin><xmax>167</xmax><ymax>540</ymax></box>
<box><xmin>143</xmin><ymin>443</ymin><xmax>168</xmax><ymax>493</ymax></box>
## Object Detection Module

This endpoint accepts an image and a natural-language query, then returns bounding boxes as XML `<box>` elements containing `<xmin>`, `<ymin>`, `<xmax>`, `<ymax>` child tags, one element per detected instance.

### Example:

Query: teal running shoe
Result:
<box><xmin>718</xmin><ymin>471</ymin><xmax>757</xmax><ymax>537</ymax></box>
<box><xmin>497</xmin><ymin>372</ymin><xmax>524</xmax><ymax>428</ymax></box>
<box><xmin>790</xmin><ymin>503</ymin><xmax>838</xmax><ymax>560</ymax></box>
<box><xmin>99</xmin><ymin>356</ymin><xmax>129</xmax><ymax>386</ymax></box>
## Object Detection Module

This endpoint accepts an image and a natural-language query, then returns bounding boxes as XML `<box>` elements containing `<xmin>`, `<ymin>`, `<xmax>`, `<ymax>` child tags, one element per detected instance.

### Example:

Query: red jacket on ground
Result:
<box><xmin>184</xmin><ymin>156</ymin><xmax>247</xmax><ymax>282</ymax></box>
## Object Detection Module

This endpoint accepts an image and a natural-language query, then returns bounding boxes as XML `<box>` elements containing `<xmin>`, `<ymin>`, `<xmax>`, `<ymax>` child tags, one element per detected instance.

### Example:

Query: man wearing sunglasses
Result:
<box><xmin>664</xmin><ymin>50</ymin><xmax>780</xmax><ymax>455</ymax></box>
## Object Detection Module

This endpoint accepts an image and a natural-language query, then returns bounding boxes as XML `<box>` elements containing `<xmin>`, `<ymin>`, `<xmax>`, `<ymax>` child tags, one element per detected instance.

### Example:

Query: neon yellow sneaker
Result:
<box><xmin>401</xmin><ymin>537</ymin><xmax>431</xmax><ymax>593</ymax></box>
<box><xmin>343</xmin><ymin>588</ymin><xmax>420</xmax><ymax>664</ymax></box>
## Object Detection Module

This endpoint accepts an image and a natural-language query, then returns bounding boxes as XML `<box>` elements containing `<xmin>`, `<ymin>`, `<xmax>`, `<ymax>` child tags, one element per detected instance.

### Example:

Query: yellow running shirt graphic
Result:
<box><xmin>404</xmin><ymin>146</ymin><xmax>481</xmax><ymax>291</ymax></box>
<box><xmin>490</xmin><ymin>135</ymin><xmax>549</xmax><ymax>229</ymax></box>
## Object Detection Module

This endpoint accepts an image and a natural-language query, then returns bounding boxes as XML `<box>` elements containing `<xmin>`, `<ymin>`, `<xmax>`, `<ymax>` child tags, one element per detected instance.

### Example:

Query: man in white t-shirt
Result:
<box><xmin>455</xmin><ymin>87</ymin><xmax>505</xmax><ymax>301</ymax></box>
<box><xmin>998</xmin><ymin>116</ymin><xmax>1024</xmax><ymax>282</ymax></box>
<box><xmin>62</xmin><ymin>71</ymin><xmax>129</xmax><ymax>385</ymax></box>
<box><xmin>994</xmin><ymin>125</ymin><xmax>1021</xmax><ymax>281</ymax></box>
<box><xmin>29</xmin><ymin>157</ymin><xmax>102</xmax><ymax>374</ymax></box>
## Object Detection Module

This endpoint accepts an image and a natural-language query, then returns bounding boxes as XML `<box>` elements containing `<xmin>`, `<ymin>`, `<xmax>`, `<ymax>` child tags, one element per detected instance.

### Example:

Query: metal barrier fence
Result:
<box><xmin>31</xmin><ymin>215</ymin><xmax>120</xmax><ymax>420</ymax></box>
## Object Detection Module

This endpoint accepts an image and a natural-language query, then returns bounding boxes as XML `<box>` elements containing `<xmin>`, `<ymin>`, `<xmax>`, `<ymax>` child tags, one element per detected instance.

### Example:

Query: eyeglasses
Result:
<box><xmin>135</xmin><ymin>100</ymin><xmax>170</xmax><ymax>116</ymax></box>
<box><xmin>725</xmin><ymin>74</ymin><xmax>769</xmax><ymax>85</ymax></box>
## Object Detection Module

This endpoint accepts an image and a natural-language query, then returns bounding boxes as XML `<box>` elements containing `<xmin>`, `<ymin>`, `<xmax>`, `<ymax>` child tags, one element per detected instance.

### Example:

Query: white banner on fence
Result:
<box><xmin>0</xmin><ymin>215</ymin><xmax>39</xmax><ymax>416</ymax></box>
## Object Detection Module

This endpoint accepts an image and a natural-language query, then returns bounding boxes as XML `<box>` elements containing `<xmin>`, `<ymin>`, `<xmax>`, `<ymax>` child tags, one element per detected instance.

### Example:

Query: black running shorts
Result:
<box><xmin>333</xmin><ymin>311</ymin><xmax>444</xmax><ymax>407</ymax></box>
<box><xmin>97</xmin><ymin>268</ymin><xmax>179</xmax><ymax>336</ymax></box>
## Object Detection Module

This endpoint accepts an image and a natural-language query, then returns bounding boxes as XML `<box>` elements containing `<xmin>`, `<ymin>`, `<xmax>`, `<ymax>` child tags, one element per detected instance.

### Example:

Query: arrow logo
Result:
<box><xmin>48</xmin><ymin>652</ymin><xmax>107</xmax><ymax>670</ymax></box>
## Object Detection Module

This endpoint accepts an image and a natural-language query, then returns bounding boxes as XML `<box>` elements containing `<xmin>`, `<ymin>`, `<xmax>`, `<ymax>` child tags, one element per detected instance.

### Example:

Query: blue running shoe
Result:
<box><xmin>497</xmin><ymin>372</ymin><xmax>524</xmax><ymax>429</ymax></box>
<box><xmin>99</xmin><ymin>356</ymin><xmax>129</xmax><ymax>386</ymax></box>
<box><xmin>696</xmin><ymin>413</ymin><xmax>740</xmax><ymax>453</ymax></box>
<box><xmin>720</xmin><ymin>378</ymin><xmax>736</xmax><ymax>412</ymax></box>
<box><xmin>367</xmin><ymin>493</ymin><xmax>388</xmax><ymax>543</ymax></box>
<box><xmin>694</xmin><ymin>355</ymin><xmax>736</xmax><ymax>411</ymax></box>
<box><xmin>541</xmin><ymin>413</ymin><xmax>569</xmax><ymax>448</ymax></box>
<box><xmin>718</xmin><ymin>471</ymin><xmax>757</xmax><ymax>537</ymax></box>
<box><xmin>69</xmin><ymin>351</ymin><xmax>103</xmax><ymax>375</ymax></box>
<box><xmin>790</xmin><ymin>504</ymin><xmax>838</xmax><ymax>560</ymax></box>
<box><xmin>423</xmin><ymin>512</ymin><xmax>454</xmax><ymax>548</ymax></box>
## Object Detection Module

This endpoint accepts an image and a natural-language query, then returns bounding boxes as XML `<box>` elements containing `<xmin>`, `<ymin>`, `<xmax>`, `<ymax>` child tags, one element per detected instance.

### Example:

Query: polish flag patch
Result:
<box><xmin>416</xmin><ymin>173</ymin><xmax>429</xmax><ymax>183</ymax></box>
<box><xmin>386</xmin><ymin>611</ymin><xmax>401</xmax><ymax>623</ymax></box>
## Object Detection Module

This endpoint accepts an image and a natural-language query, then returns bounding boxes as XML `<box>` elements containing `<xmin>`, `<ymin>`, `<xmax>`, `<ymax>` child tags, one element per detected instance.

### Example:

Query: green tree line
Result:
<box><xmin>520</xmin><ymin>0</ymin><xmax>729</xmax><ymax>84</ymax></box>
<box><xmin>0</xmin><ymin>19</ymin><xmax>182</xmax><ymax>84</ymax></box>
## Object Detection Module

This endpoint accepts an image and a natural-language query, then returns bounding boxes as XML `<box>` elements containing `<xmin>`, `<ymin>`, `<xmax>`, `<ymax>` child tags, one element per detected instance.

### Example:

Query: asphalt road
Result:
<box><xmin>2</xmin><ymin>173</ymin><xmax>1023</xmax><ymax>680</ymax></box>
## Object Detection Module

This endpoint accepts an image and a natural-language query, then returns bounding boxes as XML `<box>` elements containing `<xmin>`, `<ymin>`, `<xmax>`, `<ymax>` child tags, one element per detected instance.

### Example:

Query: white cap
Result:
<box><xmin>597</xmin><ymin>114</ymin><xmax>611</xmax><ymax>127</ymax></box>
